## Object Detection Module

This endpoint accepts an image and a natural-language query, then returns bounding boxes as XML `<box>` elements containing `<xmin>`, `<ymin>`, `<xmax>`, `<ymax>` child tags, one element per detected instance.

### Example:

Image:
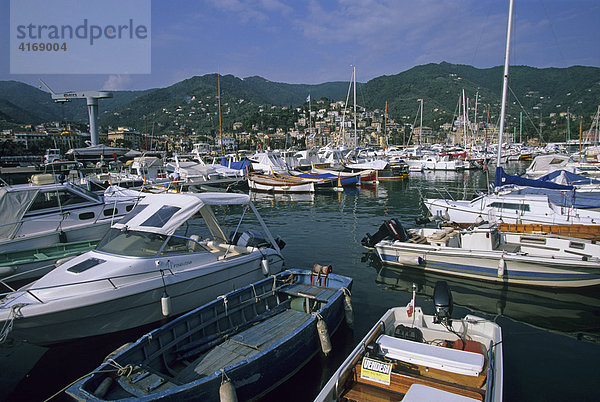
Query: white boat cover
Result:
<box><xmin>112</xmin><ymin>192</ymin><xmax>250</xmax><ymax>236</ymax></box>
<box><xmin>376</xmin><ymin>334</ymin><xmax>484</xmax><ymax>377</ymax></box>
<box><xmin>346</xmin><ymin>159</ymin><xmax>388</xmax><ymax>170</ymax></box>
<box><xmin>0</xmin><ymin>187</ymin><xmax>40</xmax><ymax>240</ymax></box>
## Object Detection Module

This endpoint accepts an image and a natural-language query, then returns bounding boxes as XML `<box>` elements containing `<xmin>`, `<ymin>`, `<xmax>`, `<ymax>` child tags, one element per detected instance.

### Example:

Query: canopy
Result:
<box><xmin>112</xmin><ymin>192</ymin><xmax>250</xmax><ymax>236</ymax></box>
<box><xmin>0</xmin><ymin>187</ymin><xmax>39</xmax><ymax>240</ymax></box>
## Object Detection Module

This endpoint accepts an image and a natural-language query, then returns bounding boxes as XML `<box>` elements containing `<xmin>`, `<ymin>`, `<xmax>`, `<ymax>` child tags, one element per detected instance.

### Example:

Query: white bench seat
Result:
<box><xmin>376</xmin><ymin>334</ymin><xmax>484</xmax><ymax>377</ymax></box>
<box><xmin>403</xmin><ymin>384</ymin><xmax>480</xmax><ymax>402</ymax></box>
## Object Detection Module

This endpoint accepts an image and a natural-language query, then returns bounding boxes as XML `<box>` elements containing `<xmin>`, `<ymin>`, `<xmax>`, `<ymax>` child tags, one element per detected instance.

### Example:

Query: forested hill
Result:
<box><xmin>1</xmin><ymin>62</ymin><xmax>598</xmax><ymax>135</ymax></box>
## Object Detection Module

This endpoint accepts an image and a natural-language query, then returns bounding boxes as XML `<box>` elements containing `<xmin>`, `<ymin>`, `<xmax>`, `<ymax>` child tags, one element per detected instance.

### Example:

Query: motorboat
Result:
<box><xmin>316</xmin><ymin>281</ymin><xmax>503</xmax><ymax>401</ymax></box>
<box><xmin>66</xmin><ymin>268</ymin><xmax>352</xmax><ymax>400</ymax></box>
<box><xmin>365</xmin><ymin>220</ymin><xmax>600</xmax><ymax>287</ymax></box>
<box><xmin>424</xmin><ymin>191</ymin><xmax>600</xmax><ymax>228</ymax></box>
<box><xmin>247</xmin><ymin>152</ymin><xmax>290</xmax><ymax>174</ymax></box>
<box><xmin>0</xmin><ymin>180</ymin><xmax>141</xmax><ymax>254</ymax></box>
<box><xmin>0</xmin><ymin>192</ymin><xmax>285</xmax><ymax>345</ymax></box>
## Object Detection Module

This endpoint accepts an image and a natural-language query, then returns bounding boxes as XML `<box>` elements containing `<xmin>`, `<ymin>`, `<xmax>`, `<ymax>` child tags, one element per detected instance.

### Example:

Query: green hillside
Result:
<box><xmin>1</xmin><ymin>62</ymin><xmax>598</xmax><ymax>143</ymax></box>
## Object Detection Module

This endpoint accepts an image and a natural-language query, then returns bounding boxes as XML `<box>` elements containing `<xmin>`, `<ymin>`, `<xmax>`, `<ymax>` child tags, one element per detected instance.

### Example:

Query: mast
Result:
<box><xmin>384</xmin><ymin>101</ymin><xmax>388</xmax><ymax>151</ymax></box>
<box><xmin>419</xmin><ymin>98</ymin><xmax>423</xmax><ymax>145</ymax></box>
<box><xmin>462</xmin><ymin>89</ymin><xmax>467</xmax><ymax>148</ymax></box>
<box><xmin>353</xmin><ymin>65</ymin><xmax>357</xmax><ymax>148</ymax></box>
<box><xmin>218</xmin><ymin>74</ymin><xmax>223</xmax><ymax>155</ymax></box>
<box><xmin>496</xmin><ymin>0</ymin><xmax>514</xmax><ymax>167</ymax></box>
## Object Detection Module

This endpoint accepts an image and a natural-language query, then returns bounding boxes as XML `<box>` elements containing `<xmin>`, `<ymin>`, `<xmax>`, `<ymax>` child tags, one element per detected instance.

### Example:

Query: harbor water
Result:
<box><xmin>2</xmin><ymin>164</ymin><xmax>600</xmax><ymax>401</ymax></box>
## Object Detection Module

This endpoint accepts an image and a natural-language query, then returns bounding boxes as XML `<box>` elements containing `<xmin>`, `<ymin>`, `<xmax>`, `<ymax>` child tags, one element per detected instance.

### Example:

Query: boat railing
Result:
<box><xmin>429</xmin><ymin>186</ymin><xmax>455</xmax><ymax>202</ymax></box>
<box><xmin>325</xmin><ymin>316</ymin><xmax>387</xmax><ymax>400</ymax></box>
<box><xmin>0</xmin><ymin>267</ymin><xmax>177</xmax><ymax>305</ymax></box>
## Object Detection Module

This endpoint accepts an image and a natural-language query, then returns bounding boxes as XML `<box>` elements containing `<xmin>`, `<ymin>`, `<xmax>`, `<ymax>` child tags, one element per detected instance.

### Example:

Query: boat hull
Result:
<box><xmin>1</xmin><ymin>251</ymin><xmax>283</xmax><ymax>345</ymax></box>
<box><xmin>248</xmin><ymin>174</ymin><xmax>315</xmax><ymax>193</ymax></box>
<box><xmin>375</xmin><ymin>240</ymin><xmax>600</xmax><ymax>287</ymax></box>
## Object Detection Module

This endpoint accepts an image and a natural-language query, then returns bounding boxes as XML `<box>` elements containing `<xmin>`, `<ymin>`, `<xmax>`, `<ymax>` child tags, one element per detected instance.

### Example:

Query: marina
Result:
<box><xmin>0</xmin><ymin>164</ymin><xmax>599</xmax><ymax>401</ymax></box>
<box><xmin>1</xmin><ymin>1</ymin><xmax>599</xmax><ymax>399</ymax></box>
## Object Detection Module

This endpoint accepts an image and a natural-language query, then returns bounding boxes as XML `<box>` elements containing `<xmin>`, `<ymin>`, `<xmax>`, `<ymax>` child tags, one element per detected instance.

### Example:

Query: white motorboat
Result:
<box><xmin>366</xmin><ymin>220</ymin><xmax>600</xmax><ymax>287</ymax></box>
<box><xmin>316</xmin><ymin>281</ymin><xmax>503</xmax><ymax>401</ymax></box>
<box><xmin>0</xmin><ymin>180</ymin><xmax>141</xmax><ymax>253</ymax></box>
<box><xmin>424</xmin><ymin>191</ymin><xmax>600</xmax><ymax>228</ymax></box>
<box><xmin>0</xmin><ymin>192</ymin><xmax>285</xmax><ymax>345</ymax></box>
<box><xmin>247</xmin><ymin>152</ymin><xmax>290</xmax><ymax>174</ymax></box>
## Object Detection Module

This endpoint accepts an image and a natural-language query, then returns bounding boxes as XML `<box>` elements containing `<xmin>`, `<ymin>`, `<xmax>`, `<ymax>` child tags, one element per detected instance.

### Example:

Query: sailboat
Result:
<box><xmin>423</xmin><ymin>0</ymin><xmax>600</xmax><ymax>241</ymax></box>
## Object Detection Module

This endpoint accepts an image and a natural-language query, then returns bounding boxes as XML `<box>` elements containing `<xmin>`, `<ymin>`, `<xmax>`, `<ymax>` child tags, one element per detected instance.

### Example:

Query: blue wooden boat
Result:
<box><xmin>291</xmin><ymin>172</ymin><xmax>361</xmax><ymax>187</ymax></box>
<box><xmin>66</xmin><ymin>268</ymin><xmax>353</xmax><ymax>401</ymax></box>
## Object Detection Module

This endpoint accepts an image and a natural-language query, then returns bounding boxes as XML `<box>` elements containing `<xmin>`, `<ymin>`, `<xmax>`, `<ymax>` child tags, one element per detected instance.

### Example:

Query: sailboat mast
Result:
<box><xmin>462</xmin><ymin>89</ymin><xmax>467</xmax><ymax>148</ymax></box>
<box><xmin>419</xmin><ymin>98</ymin><xmax>423</xmax><ymax>145</ymax></box>
<box><xmin>497</xmin><ymin>0</ymin><xmax>514</xmax><ymax>167</ymax></box>
<box><xmin>218</xmin><ymin>74</ymin><xmax>223</xmax><ymax>155</ymax></box>
<box><xmin>384</xmin><ymin>101</ymin><xmax>388</xmax><ymax>151</ymax></box>
<box><xmin>353</xmin><ymin>65</ymin><xmax>357</xmax><ymax>148</ymax></box>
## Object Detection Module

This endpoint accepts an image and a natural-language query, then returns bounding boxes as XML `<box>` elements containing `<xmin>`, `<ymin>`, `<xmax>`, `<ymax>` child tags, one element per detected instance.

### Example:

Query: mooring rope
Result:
<box><xmin>0</xmin><ymin>303</ymin><xmax>26</xmax><ymax>344</ymax></box>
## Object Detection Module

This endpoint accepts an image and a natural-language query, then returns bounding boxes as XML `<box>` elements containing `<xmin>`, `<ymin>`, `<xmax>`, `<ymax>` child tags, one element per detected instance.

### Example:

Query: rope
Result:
<box><xmin>0</xmin><ymin>303</ymin><xmax>26</xmax><ymax>344</ymax></box>
<box><xmin>220</xmin><ymin>368</ymin><xmax>232</xmax><ymax>385</ymax></box>
<box><xmin>105</xmin><ymin>358</ymin><xmax>134</xmax><ymax>377</ymax></box>
<box><xmin>43</xmin><ymin>364</ymin><xmax>127</xmax><ymax>402</ymax></box>
<box><xmin>218</xmin><ymin>295</ymin><xmax>228</xmax><ymax>316</ymax></box>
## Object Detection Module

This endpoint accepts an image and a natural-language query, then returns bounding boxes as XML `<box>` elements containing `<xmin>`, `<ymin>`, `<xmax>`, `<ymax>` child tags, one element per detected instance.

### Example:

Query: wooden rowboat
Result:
<box><xmin>66</xmin><ymin>268</ymin><xmax>353</xmax><ymax>401</ymax></box>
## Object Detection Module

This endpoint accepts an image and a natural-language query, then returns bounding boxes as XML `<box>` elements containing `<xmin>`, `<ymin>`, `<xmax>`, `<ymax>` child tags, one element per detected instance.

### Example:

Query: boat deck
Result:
<box><xmin>281</xmin><ymin>282</ymin><xmax>340</xmax><ymax>301</ymax></box>
<box><xmin>174</xmin><ymin>308</ymin><xmax>311</xmax><ymax>384</ymax></box>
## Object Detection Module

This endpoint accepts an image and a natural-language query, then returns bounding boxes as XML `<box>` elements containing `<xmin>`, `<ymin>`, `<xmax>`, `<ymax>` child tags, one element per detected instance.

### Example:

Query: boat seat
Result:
<box><xmin>408</xmin><ymin>234</ymin><xmax>427</xmax><ymax>244</ymax></box>
<box><xmin>280</xmin><ymin>283</ymin><xmax>338</xmax><ymax>302</ymax></box>
<box><xmin>497</xmin><ymin>243</ymin><xmax>521</xmax><ymax>253</ymax></box>
<box><xmin>376</xmin><ymin>335</ymin><xmax>484</xmax><ymax>377</ymax></box>
<box><xmin>403</xmin><ymin>384</ymin><xmax>480</xmax><ymax>402</ymax></box>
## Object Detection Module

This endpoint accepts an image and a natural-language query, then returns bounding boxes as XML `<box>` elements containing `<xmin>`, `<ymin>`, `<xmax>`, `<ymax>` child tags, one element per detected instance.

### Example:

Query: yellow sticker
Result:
<box><xmin>360</xmin><ymin>356</ymin><xmax>392</xmax><ymax>385</ymax></box>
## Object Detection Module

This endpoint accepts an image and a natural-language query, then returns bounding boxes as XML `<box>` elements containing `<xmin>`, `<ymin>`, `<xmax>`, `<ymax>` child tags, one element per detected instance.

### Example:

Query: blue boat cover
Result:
<box><xmin>494</xmin><ymin>167</ymin><xmax>572</xmax><ymax>190</ymax></box>
<box><xmin>221</xmin><ymin>157</ymin><xmax>252</xmax><ymax>171</ymax></box>
<box><xmin>536</xmin><ymin>170</ymin><xmax>600</xmax><ymax>186</ymax></box>
<box><xmin>508</xmin><ymin>187</ymin><xmax>600</xmax><ymax>209</ymax></box>
<box><xmin>494</xmin><ymin>167</ymin><xmax>600</xmax><ymax>208</ymax></box>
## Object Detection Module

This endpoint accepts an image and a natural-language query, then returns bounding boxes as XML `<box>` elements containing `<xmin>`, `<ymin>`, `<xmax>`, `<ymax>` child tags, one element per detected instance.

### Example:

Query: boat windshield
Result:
<box><xmin>96</xmin><ymin>228</ymin><xmax>168</xmax><ymax>257</ymax></box>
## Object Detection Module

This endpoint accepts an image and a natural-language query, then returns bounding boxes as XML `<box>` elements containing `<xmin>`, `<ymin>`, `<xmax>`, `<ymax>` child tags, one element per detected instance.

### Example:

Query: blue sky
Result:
<box><xmin>2</xmin><ymin>0</ymin><xmax>599</xmax><ymax>91</ymax></box>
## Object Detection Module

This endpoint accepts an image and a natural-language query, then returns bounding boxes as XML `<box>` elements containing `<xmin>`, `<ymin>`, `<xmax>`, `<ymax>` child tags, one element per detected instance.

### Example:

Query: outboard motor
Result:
<box><xmin>231</xmin><ymin>230</ymin><xmax>285</xmax><ymax>250</ymax></box>
<box><xmin>361</xmin><ymin>219</ymin><xmax>409</xmax><ymax>248</ymax></box>
<box><xmin>235</xmin><ymin>230</ymin><xmax>270</xmax><ymax>248</ymax></box>
<box><xmin>433</xmin><ymin>281</ymin><xmax>453</xmax><ymax>324</ymax></box>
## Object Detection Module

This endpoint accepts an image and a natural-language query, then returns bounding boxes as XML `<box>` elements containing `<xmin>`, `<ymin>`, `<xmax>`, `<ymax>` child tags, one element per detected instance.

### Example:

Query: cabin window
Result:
<box><xmin>141</xmin><ymin>205</ymin><xmax>181</xmax><ymax>228</ymax></box>
<box><xmin>78</xmin><ymin>212</ymin><xmax>95</xmax><ymax>220</ymax></box>
<box><xmin>96</xmin><ymin>228</ymin><xmax>167</xmax><ymax>257</ymax></box>
<box><xmin>103</xmin><ymin>208</ymin><xmax>117</xmax><ymax>217</ymax></box>
<box><xmin>67</xmin><ymin>257</ymin><xmax>106</xmax><ymax>273</ymax></box>
<box><xmin>126</xmin><ymin>204</ymin><xmax>135</xmax><ymax>212</ymax></box>
<box><xmin>489</xmin><ymin>201</ymin><xmax>530</xmax><ymax>212</ymax></box>
<box><xmin>520</xmin><ymin>236</ymin><xmax>546</xmax><ymax>245</ymax></box>
<box><xmin>27</xmin><ymin>189</ymin><xmax>92</xmax><ymax>214</ymax></box>
<box><xmin>160</xmin><ymin>235</ymin><xmax>196</xmax><ymax>255</ymax></box>
<box><xmin>118</xmin><ymin>204</ymin><xmax>148</xmax><ymax>225</ymax></box>
<box><xmin>569</xmin><ymin>241</ymin><xmax>585</xmax><ymax>250</ymax></box>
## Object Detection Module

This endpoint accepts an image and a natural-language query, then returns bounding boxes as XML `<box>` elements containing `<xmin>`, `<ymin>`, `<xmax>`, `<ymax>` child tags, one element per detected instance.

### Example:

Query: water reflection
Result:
<box><xmin>374</xmin><ymin>263</ymin><xmax>600</xmax><ymax>342</ymax></box>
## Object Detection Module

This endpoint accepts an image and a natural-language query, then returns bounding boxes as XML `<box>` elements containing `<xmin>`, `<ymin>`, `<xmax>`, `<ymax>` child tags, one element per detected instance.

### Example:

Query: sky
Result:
<box><xmin>1</xmin><ymin>0</ymin><xmax>599</xmax><ymax>92</ymax></box>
